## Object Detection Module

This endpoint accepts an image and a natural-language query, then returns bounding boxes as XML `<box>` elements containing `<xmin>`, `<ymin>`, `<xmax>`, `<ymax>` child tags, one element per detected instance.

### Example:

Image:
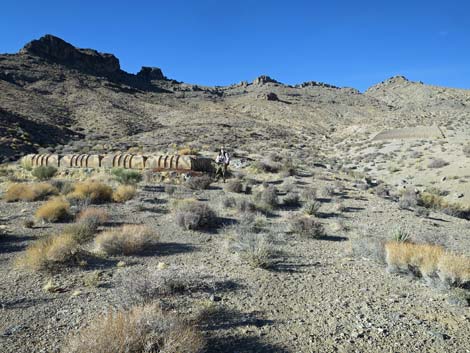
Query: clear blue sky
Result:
<box><xmin>1</xmin><ymin>0</ymin><xmax>469</xmax><ymax>91</ymax></box>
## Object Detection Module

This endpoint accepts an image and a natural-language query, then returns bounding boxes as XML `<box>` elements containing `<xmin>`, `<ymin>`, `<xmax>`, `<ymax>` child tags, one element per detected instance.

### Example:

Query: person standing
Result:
<box><xmin>215</xmin><ymin>147</ymin><xmax>230</xmax><ymax>182</ymax></box>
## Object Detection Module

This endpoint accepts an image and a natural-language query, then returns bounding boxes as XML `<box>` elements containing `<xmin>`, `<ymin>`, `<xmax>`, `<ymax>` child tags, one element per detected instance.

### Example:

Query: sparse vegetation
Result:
<box><xmin>94</xmin><ymin>225</ymin><xmax>158</xmax><ymax>255</ymax></box>
<box><xmin>174</xmin><ymin>201</ymin><xmax>217</xmax><ymax>230</ymax></box>
<box><xmin>15</xmin><ymin>233</ymin><xmax>79</xmax><ymax>271</ymax></box>
<box><xmin>185</xmin><ymin>175</ymin><xmax>213</xmax><ymax>190</ymax></box>
<box><xmin>4</xmin><ymin>182</ymin><xmax>58</xmax><ymax>202</ymax></box>
<box><xmin>112</xmin><ymin>185</ymin><xmax>136</xmax><ymax>203</ymax></box>
<box><xmin>253</xmin><ymin>185</ymin><xmax>279</xmax><ymax>212</ymax></box>
<box><xmin>31</xmin><ymin>166</ymin><xmax>57</xmax><ymax>180</ymax></box>
<box><xmin>35</xmin><ymin>197</ymin><xmax>70</xmax><ymax>222</ymax></box>
<box><xmin>111</xmin><ymin>168</ymin><xmax>142</xmax><ymax>185</ymax></box>
<box><xmin>225</xmin><ymin>179</ymin><xmax>244</xmax><ymax>193</ymax></box>
<box><xmin>63</xmin><ymin>304</ymin><xmax>205</xmax><ymax>353</ymax></box>
<box><xmin>303</xmin><ymin>200</ymin><xmax>321</xmax><ymax>216</ymax></box>
<box><xmin>283</xmin><ymin>191</ymin><xmax>300</xmax><ymax>207</ymax></box>
<box><xmin>67</xmin><ymin>180</ymin><xmax>113</xmax><ymax>204</ymax></box>
<box><xmin>289</xmin><ymin>216</ymin><xmax>325</xmax><ymax>238</ymax></box>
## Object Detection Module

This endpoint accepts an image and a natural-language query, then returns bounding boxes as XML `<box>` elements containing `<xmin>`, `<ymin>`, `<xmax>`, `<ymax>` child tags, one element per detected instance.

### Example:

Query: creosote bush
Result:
<box><xmin>31</xmin><ymin>166</ymin><xmax>57</xmax><ymax>180</ymax></box>
<box><xmin>175</xmin><ymin>201</ymin><xmax>217</xmax><ymax>230</ymax></box>
<box><xmin>63</xmin><ymin>304</ymin><xmax>205</xmax><ymax>353</ymax></box>
<box><xmin>94</xmin><ymin>225</ymin><xmax>158</xmax><ymax>255</ymax></box>
<box><xmin>35</xmin><ymin>197</ymin><xmax>70</xmax><ymax>223</ymax></box>
<box><xmin>67</xmin><ymin>180</ymin><xmax>113</xmax><ymax>204</ymax></box>
<box><xmin>290</xmin><ymin>216</ymin><xmax>325</xmax><ymax>238</ymax></box>
<box><xmin>112</xmin><ymin>185</ymin><xmax>137</xmax><ymax>203</ymax></box>
<box><xmin>185</xmin><ymin>175</ymin><xmax>213</xmax><ymax>190</ymax></box>
<box><xmin>4</xmin><ymin>182</ymin><xmax>58</xmax><ymax>202</ymax></box>
<box><xmin>253</xmin><ymin>185</ymin><xmax>279</xmax><ymax>212</ymax></box>
<box><xmin>225</xmin><ymin>179</ymin><xmax>244</xmax><ymax>193</ymax></box>
<box><xmin>15</xmin><ymin>233</ymin><xmax>79</xmax><ymax>271</ymax></box>
<box><xmin>111</xmin><ymin>168</ymin><xmax>142</xmax><ymax>185</ymax></box>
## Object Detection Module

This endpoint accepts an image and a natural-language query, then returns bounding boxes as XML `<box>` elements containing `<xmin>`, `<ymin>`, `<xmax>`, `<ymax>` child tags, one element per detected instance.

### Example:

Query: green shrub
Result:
<box><xmin>111</xmin><ymin>168</ymin><xmax>142</xmax><ymax>185</ymax></box>
<box><xmin>174</xmin><ymin>201</ymin><xmax>216</xmax><ymax>230</ymax></box>
<box><xmin>32</xmin><ymin>166</ymin><xmax>57</xmax><ymax>180</ymax></box>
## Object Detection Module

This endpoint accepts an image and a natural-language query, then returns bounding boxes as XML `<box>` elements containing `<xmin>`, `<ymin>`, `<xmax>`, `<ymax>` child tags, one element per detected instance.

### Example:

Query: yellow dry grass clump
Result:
<box><xmin>77</xmin><ymin>207</ymin><xmax>109</xmax><ymax>224</ymax></box>
<box><xmin>63</xmin><ymin>304</ymin><xmax>205</xmax><ymax>353</ymax></box>
<box><xmin>4</xmin><ymin>182</ymin><xmax>58</xmax><ymax>202</ymax></box>
<box><xmin>35</xmin><ymin>197</ymin><xmax>70</xmax><ymax>222</ymax></box>
<box><xmin>15</xmin><ymin>233</ymin><xmax>79</xmax><ymax>271</ymax></box>
<box><xmin>112</xmin><ymin>185</ymin><xmax>136</xmax><ymax>203</ymax></box>
<box><xmin>67</xmin><ymin>180</ymin><xmax>113</xmax><ymax>204</ymax></box>
<box><xmin>385</xmin><ymin>241</ymin><xmax>470</xmax><ymax>285</ymax></box>
<box><xmin>438</xmin><ymin>253</ymin><xmax>470</xmax><ymax>285</ymax></box>
<box><xmin>177</xmin><ymin>146</ymin><xmax>198</xmax><ymax>155</ymax></box>
<box><xmin>94</xmin><ymin>225</ymin><xmax>158</xmax><ymax>255</ymax></box>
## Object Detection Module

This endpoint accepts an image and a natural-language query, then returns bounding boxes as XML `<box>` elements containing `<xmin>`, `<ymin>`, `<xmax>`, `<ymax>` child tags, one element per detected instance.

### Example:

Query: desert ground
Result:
<box><xmin>0</xmin><ymin>35</ymin><xmax>469</xmax><ymax>353</ymax></box>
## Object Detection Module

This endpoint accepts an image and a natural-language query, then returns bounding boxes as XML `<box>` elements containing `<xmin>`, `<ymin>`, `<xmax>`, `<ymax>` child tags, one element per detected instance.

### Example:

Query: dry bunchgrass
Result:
<box><xmin>35</xmin><ymin>197</ymin><xmax>70</xmax><ymax>222</ymax></box>
<box><xmin>15</xmin><ymin>233</ymin><xmax>79</xmax><ymax>271</ymax></box>
<box><xmin>177</xmin><ymin>146</ymin><xmax>199</xmax><ymax>155</ymax></box>
<box><xmin>112</xmin><ymin>185</ymin><xmax>137</xmax><ymax>203</ymax></box>
<box><xmin>94</xmin><ymin>225</ymin><xmax>158</xmax><ymax>255</ymax></box>
<box><xmin>67</xmin><ymin>180</ymin><xmax>113</xmax><ymax>204</ymax></box>
<box><xmin>438</xmin><ymin>253</ymin><xmax>470</xmax><ymax>286</ymax></box>
<box><xmin>64</xmin><ymin>208</ymin><xmax>109</xmax><ymax>244</ymax></box>
<box><xmin>174</xmin><ymin>201</ymin><xmax>217</xmax><ymax>230</ymax></box>
<box><xmin>4</xmin><ymin>182</ymin><xmax>58</xmax><ymax>202</ymax></box>
<box><xmin>63</xmin><ymin>304</ymin><xmax>205</xmax><ymax>353</ymax></box>
<box><xmin>77</xmin><ymin>208</ymin><xmax>109</xmax><ymax>225</ymax></box>
<box><xmin>385</xmin><ymin>242</ymin><xmax>444</xmax><ymax>276</ymax></box>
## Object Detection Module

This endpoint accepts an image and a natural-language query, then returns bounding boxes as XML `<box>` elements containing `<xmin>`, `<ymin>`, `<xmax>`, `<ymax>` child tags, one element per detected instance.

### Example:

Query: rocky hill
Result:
<box><xmin>1</xmin><ymin>35</ymin><xmax>470</xmax><ymax>162</ymax></box>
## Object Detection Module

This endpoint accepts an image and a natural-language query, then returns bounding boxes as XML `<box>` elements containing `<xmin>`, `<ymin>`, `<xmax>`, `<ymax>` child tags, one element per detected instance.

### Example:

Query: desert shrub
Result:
<box><xmin>375</xmin><ymin>184</ymin><xmax>389</xmax><ymax>198</ymax></box>
<box><xmin>414</xmin><ymin>207</ymin><xmax>430</xmax><ymax>218</ymax></box>
<box><xmin>289</xmin><ymin>216</ymin><xmax>325</xmax><ymax>238</ymax></box>
<box><xmin>31</xmin><ymin>166</ymin><xmax>57</xmax><ymax>180</ymax></box>
<box><xmin>350</xmin><ymin>236</ymin><xmax>386</xmax><ymax>263</ymax></box>
<box><xmin>385</xmin><ymin>242</ymin><xmax>444</xmax><ymax>277</ymax></box>
<box><xmin>4</xmin><ymin>182</ymin><xmax>58</xmax><ymax>202</ymax></box>
<box><xmin>20</xmin><ymin>158</ymin><xmax>33</xmax><ymax>171</ymax></box>
<box><xmin>94</xmin><ymin>225</ymin><xmax>158</xmax><ymax>255</ymax></box>
<box><xmin>463</xmin><ymin>144</ymin><xmax>470</xmax><ymax>158</ymax></box>
<box><xmin>50</xmin><ymin>179</ymin><xmax>74</xmax><ymax>195</ymax></box>
<box><xmin>185</xmin><ymin>175</ymin><xmax>213</xmax><ymax>190</ymax></box>
<box><xmin>303</xmin><ymin>201</ymin><xmax>321</xmax><ymax>216</ymax></box>
<box><xmin>23</xmin><ymin>219</ymin><xmax>35</xmax><ymax>228</ymax></box>
<box><xmin>320</xmin><ymin>185</ymin><xmax>335</xmax><ymax>198</ymax></box>
<box><xmin>391</xmin><ymin>227</ymin><xmax>412</xmax><ymax>243</ymax></box>
<box><xmin>111</xmin><ymin>168</ymin><xmax>142</xmax><ymax>185</ymax></box>
<box><xmin>283</xmin><ymin>192</ymin><xmax>300</xmax><ymax>207</ymax></box>
<box><xmin>35</xmin><ymin>197</ymin><xmax>70</xmax><ymax>222</ymax></box>
<box><xmin>229</xmin><ymin>232</ymin><xmax>273</xmax><ymax>268</ymax></box>
<box><xmin>63</xmin><ymin>304</ymin><xmax>205</xmax><ymax>353</ymax></box>
<box><xmin>398</xmin><ymin>189</ymin><xmax>419</xmax><ymax>209</ymax></box>
<box><xmin>447</xmin><ymin>288</ymin><xmax>470</xmax><ymax>307</ymax></box>
<box><xmin>438</xmin><ymin>253</ymin><xmax>470</xmax><ymax>287</ymax></box>
<box><xmin>428</xmin><ymin>158</ymin><xmax>449</xmax><ymax>169</ymax></box>
<box><xmin>221</xmin><ymin>196</ymin><xmax>236</xmax><ymax>209</ymax></box>
<box><xmin>300</xmin><ymin>188</ymin><xmax>317</xmax><ymax>201</ymax></box>
<box><xmin>15</xmin><ymin>233</ymin><xmax>79</xmax><ymax>271</ymax></box>
<box><xmin>178</xmin><ymin>146</ymin><xmax>199</xmax><ymax>155</ymax></box>
<box><xmin>174</xmin><ymin>201</ymin><xmax>217</xmax><ymax>230</ymax></box>
<box><xmin>164</xmin><ymin>184</ymin><xmax>177</xmax><ymax>195</ymax></box>
<box><xmin>236</xmin><ymin>199</ymin><xmax>257</xmax><ymax>213</ymax></box>
<box><xmin>112</xmin><ymin>185</ymin><xmax>137</xmax><ymax>203</ymax></box>
<box><xmin>225</xmin><ymin>179</ymin><xmax>244</xmax><ymax>193</ymax></box>
<box><xmin>64</xmin><ymin>208</ymin><xmax>109</xmax><ymax>243</ymax></box>
<box><xmin>418</xmin><ymin>192</ymin><xmax>446</xmax><ymax>210</ymax></box>
<box><xmin>67</xmin><ymin>180</ymin><xmax>113</xmax><ymax>204</ymax></box>
<box><xmin>253</xmin><ymin>185</ymin><xmax>279</xmax><ymax>212</ymax></box>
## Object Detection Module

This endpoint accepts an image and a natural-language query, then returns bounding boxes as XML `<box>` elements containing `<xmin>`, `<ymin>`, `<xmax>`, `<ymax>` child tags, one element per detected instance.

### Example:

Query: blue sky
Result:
<box><xmin>1</xmin><ymin>0</ymin><xmax>469</xmax><ymax>91</ymax></box>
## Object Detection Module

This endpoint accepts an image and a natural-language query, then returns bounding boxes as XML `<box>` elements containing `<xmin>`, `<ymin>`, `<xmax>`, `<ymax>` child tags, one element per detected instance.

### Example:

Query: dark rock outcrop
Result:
<box><xmin>136</xmin><ymin>66</ymin><xmax>166</xmax><ymax>81</ymax></box>
<box><xmin>20</xmin><ymin>34</ymin><xmax>120</xmax><ymax>75</ymax></box>
<box><xmin>266</xmin><ymin>92</ymin><xmax>279</xmax><ymax>101</ymax></box>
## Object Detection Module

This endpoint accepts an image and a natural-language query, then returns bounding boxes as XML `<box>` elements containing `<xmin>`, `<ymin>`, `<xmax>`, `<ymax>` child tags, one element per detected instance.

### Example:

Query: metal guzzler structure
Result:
<box><xmin>21</xmin><ymin>153</ymin><xmax>214</xmax><ymax>173</ymax></box>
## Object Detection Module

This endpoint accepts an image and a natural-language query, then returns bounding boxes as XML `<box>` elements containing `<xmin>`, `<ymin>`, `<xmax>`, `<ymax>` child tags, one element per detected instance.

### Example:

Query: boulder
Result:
<box><xmin>252</xmin><ymin>75</ymin><xmax>279</xmax><ymax>85</ymax></box>
<box><xmin>136</xmin><ymin>66</ymin><xmax>166</xmax><ymax>81</ymax></box>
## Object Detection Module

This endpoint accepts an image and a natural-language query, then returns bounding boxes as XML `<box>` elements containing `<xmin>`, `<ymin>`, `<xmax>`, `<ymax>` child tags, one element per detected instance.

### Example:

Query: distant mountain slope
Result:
<box><xmin>0</xmin><ymin>34</ymin><xmax>469</xmax><ymax>162</ymax></box>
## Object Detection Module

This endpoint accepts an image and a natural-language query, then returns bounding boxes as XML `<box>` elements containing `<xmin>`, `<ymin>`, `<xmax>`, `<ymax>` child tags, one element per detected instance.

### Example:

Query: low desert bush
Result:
<box><xmin>427</xmin><ymin>158</ymin><xmax>449</xmax><ymax>169</ymax></box>
<box><xmin>112</xmin><ymin>185</ymin><xmax>137</xmax><ymax>203</ymax></box>
<box><xmin>174</xmin><ymin>201</ymin><xmax>217</xmax><ymax>230</ymax></box>
<box><xmin>35</xmin><ymin>197</ymin><xmax>70</xmax><ymax>222</ymax></box>
<box><xmin>31</xmin><ymin>166</ymin><xmax>57</xmax><ymax>180</ymax></box>
<box><xmin>398</xmin><ymin>189</ymin><xmax>419</xmax><ymax>209</ymax></box>
<box><xmin>301</xmin><ymin>188</ymin><xmax>317</xmax><ymax>202</ymax></box>
<box><xmin>15</xmin><ymin>233</ymin><xmax>79</xmax><ymax>271</ymax></box>
<box><xmin>111</xmin><ymin>168</ymin><xmax>142</xmax><ymax>185</ymax></box>
<box><xmin>375</xmin><ymin>184</ymin><xmax>390</xmax><ymax>198</ymax></box>
<box><xmin>50</xmin><ymin>179</ymin><xmax>74</xmax><ymax>195</ymax></box>
<box><xmin>64</xmin><ymin>208</ymin><xmax>109</xmax><ymax>244</ymax></box>
<box><xmin>94</xmin><ymin>225</ymin><xmax>158</xmax><ymax>255</ymax></box>
<box><xmin>437</xmin><ymin>253</ymin><xmax>470</xmax><ymax>287</ymax></box>
<box><xmin>220</xmin><ymin>196</ymin><xmax>236</xmax><ymax>209</ymax></box>
<box><xmin>303</xmin><ymin>201</ymin><xmax>321</xmax><ymax>215</ymax></box>
<box><xmin>177</xmin><ymin>146</ymin><xmax>199</xmax><ymax>155</ymax></box>
<box><xmin>253</xmin><ymin>185</ymin><xmax>279</xmax><ymax>212</ymax></box>
<box><xmin>67</xmin><ymin>180</ymin><xmax>113</xmax><ymax>204</ymax></box>
<box><xmin>289</xmin><ymin>216</ymin><xmax>325</xmax><ymax>238</ymax></box>
<box><xmin>4</xmin><ymin>182</ymin><xmax>58</xmax><ymax>202</ymax></box>
<box><xmin>320</xmin><ymin>185</ymin><xmax>335</xmax><ymax>198</ymax></box>
<box><xmin>235</xmin><ymin>199</ymin><xmax>257</xmax><ymax>213</ymax></box>
<box><xmin>283</xmin><ymin>192</ymin><xmax>301</xmax><ymax>207</ymax></box>
<box><xmin>164</xmin><ymin>184</ymin><xmax>177</xmax><ymax>195</ymax></box>
<box><xmin>63</xmin><ymin>304</ymin><xmax>205</xmax><ymax>353</ymax></box>
<box><xmin>391</xmin><ymin>227</ymin><xmax>412</xmax><ymax>243</ymax></box>
<box><xmin>350</xmin><ymin>236</ymin><xmax>386</xmax><ymax>263</ymax></box>
<box><xmin>385</xmin><ymin>242</ymin><xmax>444</xmax><ymax>277</ymax></box>
<box><xmin>225</xmin><ymin>179</ymin><xmax>244</xmax><ymax>193</ymax></box>
<box><xmin>185</xmin><ymin>175</ymin><xmax>213</xmax><ymax>190</ymax></box>
<box><xmin>463</xmin><ymin>144</ymin><xmax>470</xmax><ymax>158</ymax></box>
